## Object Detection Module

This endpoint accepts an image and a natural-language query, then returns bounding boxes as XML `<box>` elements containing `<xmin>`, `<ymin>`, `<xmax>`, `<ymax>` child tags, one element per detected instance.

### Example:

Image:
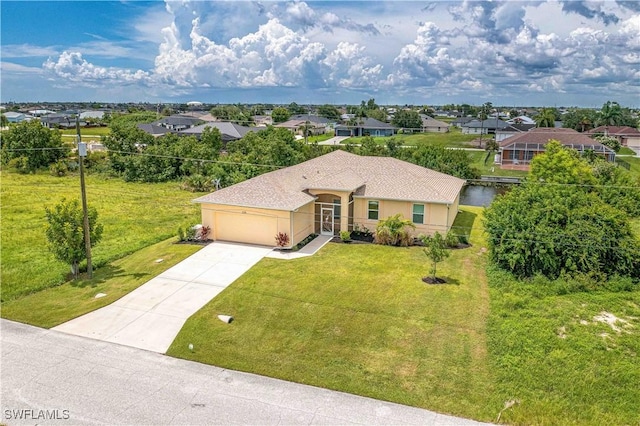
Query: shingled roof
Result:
<box><xmin>194</xmin><ymin>150</ymin><xmax>465</xmax><ymax>211</ymax></box>
<box><xmin>500</xmin><ymin>127</ymin><xmax>603</xmax><ymax>148</ymax></box>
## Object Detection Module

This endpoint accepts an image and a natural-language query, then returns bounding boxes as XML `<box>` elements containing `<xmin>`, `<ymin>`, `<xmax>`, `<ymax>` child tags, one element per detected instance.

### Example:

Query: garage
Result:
<box><xmin>211</xmin><ymin>210</ymin><xmax>287</xmax><ymax>247</ymax></box>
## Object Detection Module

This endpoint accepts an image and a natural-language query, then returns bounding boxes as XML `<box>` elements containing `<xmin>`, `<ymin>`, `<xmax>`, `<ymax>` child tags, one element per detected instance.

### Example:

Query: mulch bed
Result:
<box><xmin>422</xmin><ymin>276</ymin><xmax>448</xmax><ymax>284</ymax></box>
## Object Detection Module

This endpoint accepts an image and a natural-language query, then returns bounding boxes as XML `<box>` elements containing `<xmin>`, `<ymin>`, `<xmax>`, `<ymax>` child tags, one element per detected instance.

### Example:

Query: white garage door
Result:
<box><xmin>214</xmin><ymin>212</ymin><xmax>280</xmax><ymax>246</ymax></box>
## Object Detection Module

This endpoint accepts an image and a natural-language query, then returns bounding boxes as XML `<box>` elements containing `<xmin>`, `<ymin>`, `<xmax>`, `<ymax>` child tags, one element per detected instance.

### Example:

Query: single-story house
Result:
<box><xmin>40</xmin><ymin>113</ymin><xmax>87</xmax><ymax>128</ymax></box>
<box><xmin>419</xmin><ymin>115</ymin><xmax>450</xmax><ymax>133</ymax></box>
<box><xmin>2</xmin><ymin>111</ymin><xmax>33</xmax><ymax>123</ymax></box>
<box><xmin>495</xmin><ymin>123</ymin><xmax>536</xmax><ymax>142</ymax></box>
<box><xmin>506</xmin><ymin>116</ymin><xmax>535</xmax><ymax>125</ymax></box>
<box><xmin>586</xmin><ymin>126</ymin><xmax>640</xmax><ymax>151</ymax></box>
<box><xmin>461</xmin><ymin>119</ymin><xmax>510</xmax><ymax>135</ymax></box>
<box><xmin>450</xmin><ymin>117</ymin><xmax>474</xmax><ymax>128</ymax></box>
<box><xmin>178</xmin><ymin>122</ymin><xmax>255</xmax><ymax>143</ymax></box>
<box><xmin>334</xmin><ymin>118</ymin><xmax>396</xmax><ymax>137</ymax></box>
<box><xmin>274</xmin><ymin>114</ymin><xmax>332</xmax><ymax>135</ymax></box>
<box><xmin>194</xmin><ymin>150</ymin><xmax>465</xmax><ymax>248</ymax></box>
<box><xmin>152</xmin><ymin>115</ymin><xmax>203</xmax><ymax>131</ymax></box>
<box><xmin>498</xmin><ymin>128</ymin><xmax>616</xmax><ymax>169</ymax></box>
<box><xmin>136</xmin><ymin>123</ymin><xmax>172</xmax><ymax>137</ymax></box>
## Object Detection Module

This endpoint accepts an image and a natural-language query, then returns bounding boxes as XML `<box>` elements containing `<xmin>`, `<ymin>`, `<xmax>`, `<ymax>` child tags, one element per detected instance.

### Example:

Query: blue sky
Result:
<box><xmin>1</xmin><ymin>1</ymin><xmax>639</xmax><ymax>107</ymax></box>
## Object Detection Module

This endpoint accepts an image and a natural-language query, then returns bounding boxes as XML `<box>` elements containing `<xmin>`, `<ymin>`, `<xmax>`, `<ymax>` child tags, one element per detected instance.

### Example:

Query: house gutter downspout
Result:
<box><xmin>446</xmin><ymin>204</ymin><xmax>451</xmax><ymax>232</ymax></box>
<box><xmin>290</xmin><ymin>210</ymin><xmax>295</xmax><ymax>249</ymax></box>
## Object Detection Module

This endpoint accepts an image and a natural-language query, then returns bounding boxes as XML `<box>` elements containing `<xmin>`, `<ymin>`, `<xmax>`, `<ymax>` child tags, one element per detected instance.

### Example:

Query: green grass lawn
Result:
<box><xmin>0</xmin><ymin>171</ymin><xmax>204</xmax><ymax>302</ymax></box>
<box><xmin>487</xmin><ymin>267</ymin><xmax>640</xmax><ymax>425</ymax></box>
<box><xmin>618</xmin><ymin>147</ymin><xmax>637</xmax><ymax>156</ymax></box>
<box><xmin>342</xmin><ymin>129</ymin><xmax>480</xmax><ymax>147</ymax></box>
<box><xmin>618</xmin><ymin>156</ymin><xmax>640</xmax><ymax>181</ymax></box>
<box><xmin>1</xmin><ymin>238</ymin><xmax>202</xmax><ymax>328</ymax></box>
<box><xmin>59</xmin><ymin>127</ymin><xmax>110</xmax><ymax>142</ymax></box>
<box><xmin>467</xmin><ymin>151</ymin><xmax>528</xmax><ymax>178</ymax></box>
<box><xmin>167</xmin><ymin>207</ymin><xmax>502</xmax><ymax>422</ymax></box>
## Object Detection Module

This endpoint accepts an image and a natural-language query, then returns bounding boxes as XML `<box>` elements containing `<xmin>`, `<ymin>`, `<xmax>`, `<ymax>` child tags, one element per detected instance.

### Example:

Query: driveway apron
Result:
<box><xmin>53</xmin><ymin>242</ymin><xmax>272</xmax><ymax>353</ymax></box>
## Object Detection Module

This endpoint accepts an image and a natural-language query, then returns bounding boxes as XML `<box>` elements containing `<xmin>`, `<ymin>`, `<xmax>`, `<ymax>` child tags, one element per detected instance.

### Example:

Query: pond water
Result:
<box><xmin>460</xmin><ymin>185</ymin><xmax>509</xmax><ymax>207</ymax></box>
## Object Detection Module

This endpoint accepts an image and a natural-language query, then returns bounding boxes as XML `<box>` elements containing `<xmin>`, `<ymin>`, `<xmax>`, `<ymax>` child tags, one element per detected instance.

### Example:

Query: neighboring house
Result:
<box><xmin>334</xmin><ymin>118</ymin><xmax>396</xmax><ymax>137</ymax></box>
<box><xmin>498</xmin><ymin>128</ymin><xmax>616</xmax><ymax>169</ymax></box>
<box><xmin>419</xmin><ymin>115</ymin><xmax>450</xmax><ymax>133</ymax></box>
<box><xmin>194</xmin><ymin>150</ymin><xmax>465</xmax><ymax>248</ymax></box>
<box><xmin>28</xmin><ymin>109</ymin><xmax>56</xmax><ymax>117</ymax></box>
<box><xmin>461</xmin><ymin>119</ymin><xmax>510</xmax><ymax>135</ymax></box>
<box><xmin>41</xmin><ymin>113</ymin><xmax>83</xmax><ymax>128</ymax></box>
<box><xmin>274</xmin><ymin>114</ymin><xmax>331</xmax><ymax>135</ymax></box>
<box><xmin>178</xmin><ymin>122</ymin><xmax>255</xmax><ymax>143</ymax></box>
<box><xmin>586</xmin><ymin>126</ymin><xmax>640</xmax><ymax>151</ymax></box>
<box><xmin>136</xmin><ymin>123</ymin><xmax>172</xmax><ymax>137</ymax></box>
<box><xmin>79</xmin><ymin>110</ymin><xmax>105</xmax><ymax>120</ymax></box>
<box><xmin>450</xmin><ymin>117</ymin><xmax>474</xmax><ymax>128</ymax></box>
<box><xmin>253</xmin><ymin>115</ymin><xmax>273</xmax><ymax>127</ymax></box>
<box><xmin>181</xmin><ymin>111</ymin><xmax>217</xmax><ymax>122</ymax></box>
<box><xmin>3</xmin><ymin>111</ymin><xmax>32</xmax><ymax>123</ymax></box>
<box><xmin>495</xmin><ymin>123</ymin><xmax>536</xmax><ymax>142</ymax></box>
<box><xmin>153</xmin><ymin>115</ymin><xmax>203</xmax><ymax>131</ymax></box>
<box><xmin>506</xmin><ymin>115</ymin><xmax>535</xmax><ymax>125</ymax></box>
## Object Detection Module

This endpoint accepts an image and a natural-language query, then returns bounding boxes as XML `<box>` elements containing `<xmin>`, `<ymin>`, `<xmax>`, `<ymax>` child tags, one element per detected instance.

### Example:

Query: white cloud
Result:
<box><xmin>1</xmin><ymin>44</ymin><xmax>59</xmax><ymax>58</ymax></box>
<box><xmin>1</xmin><ymin>61</ymin><xmax>44</xmax><ymax>74</ymax></box>
<box><xmin>29</xmin><ymin>0</ymin><xmax>640</xmax><ymax>105</ymax></box>
<box><xmin>43</xmin><ymin>51</ymin><xmax>150</xmax><ymax>85</ymax></box>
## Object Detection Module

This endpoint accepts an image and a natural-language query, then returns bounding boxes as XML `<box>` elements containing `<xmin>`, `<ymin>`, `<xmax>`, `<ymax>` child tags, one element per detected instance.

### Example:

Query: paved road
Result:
<box><xmin>1</xmin><ymin>320</ymin><xmax>493</xmax><ymax>426</ymax></box>
<box><xmin>53</xmin><ymin>242</ymin><xmax>272</xmax><ymax>353</ymax></box>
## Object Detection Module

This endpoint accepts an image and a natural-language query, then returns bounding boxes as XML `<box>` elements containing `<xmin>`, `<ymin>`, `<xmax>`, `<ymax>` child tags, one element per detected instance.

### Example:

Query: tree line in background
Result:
<box><xmin>0</xmin><ymin>111</ymin><xmax>481</xmax><ymax>187</ymax></box>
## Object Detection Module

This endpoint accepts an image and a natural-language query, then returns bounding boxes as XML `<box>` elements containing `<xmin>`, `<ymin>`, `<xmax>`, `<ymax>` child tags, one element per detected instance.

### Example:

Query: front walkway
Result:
<box><xmin>266</xmin><ymin>234</ymin><xmax>333</xmax><ymax>260</ymax></box>
<box><xmin>2</xmin><ymin>319</ymin><xmax>493</xmax><ymax>426</ymax></box>
<box><xmin>53</xmin><ymin>242</ymin><xmax>272</xmax><ymax>353</ymax></box>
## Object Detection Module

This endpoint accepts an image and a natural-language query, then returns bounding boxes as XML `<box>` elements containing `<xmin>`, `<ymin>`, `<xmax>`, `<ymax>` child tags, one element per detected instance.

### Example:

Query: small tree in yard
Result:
<box><xmin>421</xmin><ymin>232</ymin><xmax>450</xmax><ymax>283</ymax></box>
<box><xmin>45</xmin><ymin>198</ymin><xmax>103</xmax><ymax>279</ymax></box>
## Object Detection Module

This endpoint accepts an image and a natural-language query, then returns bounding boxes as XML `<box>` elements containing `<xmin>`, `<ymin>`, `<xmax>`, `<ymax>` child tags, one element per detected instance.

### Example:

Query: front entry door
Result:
<box><xmin>321</xmin><ymin>207</ymin><xmax>334</xmax><ymax>235</ymax></box>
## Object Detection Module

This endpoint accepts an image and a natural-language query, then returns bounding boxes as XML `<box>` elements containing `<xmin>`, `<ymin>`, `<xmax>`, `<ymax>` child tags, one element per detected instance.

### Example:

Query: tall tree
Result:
<box><xmin>392</xmin><ymin>110</ymin><xmax>422</xmax><ymax>130</ymax></box>
<box><xmin>271</xmin><ymin>107</ymin><xmax>290</xmax><ymax>123</ymax></box>
<box><xmin>317</xmin><ymin>104</ymin><xmax>341</xmax><ymax>120</ymax></box>
<box><xmin>535</xmin><ymin>108</ymin><xmax>556</xmax><ymax>127</ymax></box>
<box><xmin>0</xmin><ymin>120</ymin><xmax>68</xmax><ymax>172</ymax></box>
<box><xmin>45</xmin><ymin>198</ymin><xmax>103</xmax><ymax>279</ymax></box>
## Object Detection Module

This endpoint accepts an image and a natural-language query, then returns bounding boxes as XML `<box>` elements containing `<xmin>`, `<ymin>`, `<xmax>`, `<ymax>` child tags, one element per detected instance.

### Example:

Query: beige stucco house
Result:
<box><xmin>194</xmin><ymin>150</ymin><xmax>465</xmax><ymax>248</ymax></box>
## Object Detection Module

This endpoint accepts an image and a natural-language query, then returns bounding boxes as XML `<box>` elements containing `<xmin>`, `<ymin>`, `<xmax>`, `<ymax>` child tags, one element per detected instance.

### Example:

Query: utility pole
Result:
<box><xmin>77</xmin><ymin>116</ymin><xmax>93</xmax><ymax>278</ymax></box>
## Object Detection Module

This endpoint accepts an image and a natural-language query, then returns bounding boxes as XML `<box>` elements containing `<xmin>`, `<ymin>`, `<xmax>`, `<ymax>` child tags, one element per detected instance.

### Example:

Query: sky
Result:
<box><xmin>1</xmin><ymin>1</ymin><xmax>639</xmax><ymax>107</ymax></box>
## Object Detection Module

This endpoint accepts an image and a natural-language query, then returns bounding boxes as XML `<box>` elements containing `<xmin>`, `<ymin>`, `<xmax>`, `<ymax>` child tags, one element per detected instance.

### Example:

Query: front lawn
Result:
<box><xmin>0</xmin><ymin>171</ymin><xmax>203</xmax><ymax>301</ymax></box>
<box><xmin>1</xmin><ymin>238</ymin><xmax>202</xmax><ymax>328</ymax></box>
<box><xmin>168</xmin><ymin>207</ymin><xmax>501</xmax><ymax>421</ymax></box>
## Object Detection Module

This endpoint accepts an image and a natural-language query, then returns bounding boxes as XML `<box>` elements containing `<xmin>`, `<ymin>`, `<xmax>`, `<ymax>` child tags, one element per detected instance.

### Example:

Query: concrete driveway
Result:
<box><xmin>53</xmin><ymin>242</ymin><xmax>272</xmax><ymax>353</ymax></box>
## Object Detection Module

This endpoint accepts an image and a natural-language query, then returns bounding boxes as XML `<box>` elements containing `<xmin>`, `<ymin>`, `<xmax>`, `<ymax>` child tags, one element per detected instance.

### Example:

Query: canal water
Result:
<box><xmin>459</xmin><ymin>185</ymin><xmax>509</xmax><ymax>207</ymax></box>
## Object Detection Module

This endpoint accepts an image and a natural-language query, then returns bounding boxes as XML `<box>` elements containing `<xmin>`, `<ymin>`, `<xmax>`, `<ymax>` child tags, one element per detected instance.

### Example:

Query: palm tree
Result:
<box><xmin>535</xmin><ymin>108</ymin><xmax>556</xmax><ymax>127</ymax></box>
<box><xmin>597</xmin><ymin>101</ymin><xmax>623</xmax><ymax>135</ymax></box>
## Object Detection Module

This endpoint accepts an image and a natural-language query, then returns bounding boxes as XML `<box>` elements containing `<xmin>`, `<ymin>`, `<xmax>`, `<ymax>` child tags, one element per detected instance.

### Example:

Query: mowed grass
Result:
<box><xmin>342</xmin><ymin>129</ymin><xmax>479</xmax><ymax>147</ymax></box>
<box><xmin>1</xmin><ymin>238</ymin><xmax>202</xmax><ymax>328</ymax></box>
<box><xmin>487</xmin><ymin>267</ymin><xmax>640</xmax><ymax>425</ymax></box>
<box><xmin>1</xmin><ymin>171</ymin><xmax>203</xmax><ymax>301</ymax></box>
<box><xmin>467</xmin><ymin>151</ymin><xmax>528</xmax><ymax>178</ymax></box>
<box><xmin>59</xmin><ymin>127</ymin><xmax>110</xmax><ymax>142</ymax></box>
<box><xmin>168</xmin><ymin>207</ymin><xmax>502</xmax><ymax>422</ymax></box>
